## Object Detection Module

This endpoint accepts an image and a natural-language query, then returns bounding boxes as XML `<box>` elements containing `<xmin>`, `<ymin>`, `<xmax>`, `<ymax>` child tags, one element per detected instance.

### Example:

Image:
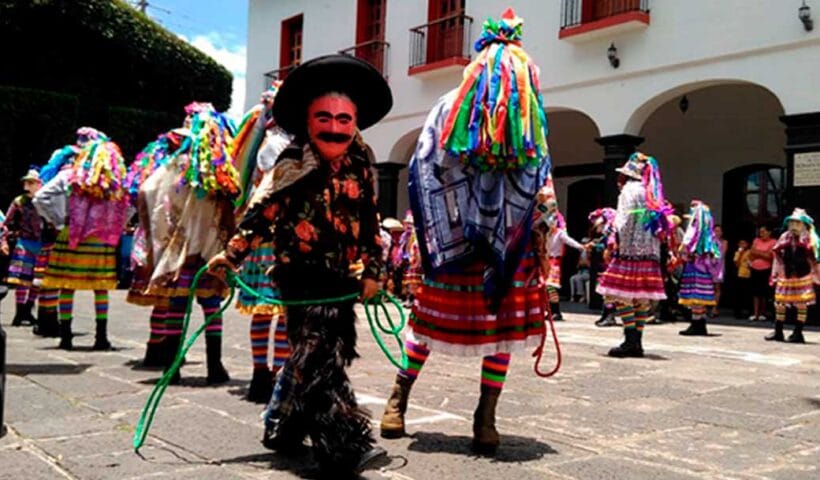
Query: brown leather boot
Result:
<box><xmin>472</xmin><ymin>387</ymin><xmax>501</xmax><ymax>455</ymax></box>
<box><xmin>380</xmin><ymin>374</ymin><xmax>414</xmax><ymax>438</ymax></box>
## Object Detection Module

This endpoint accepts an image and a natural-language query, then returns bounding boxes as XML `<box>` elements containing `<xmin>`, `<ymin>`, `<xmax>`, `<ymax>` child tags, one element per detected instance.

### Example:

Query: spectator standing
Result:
<box><xmin>733</xmin><ymin>239</ymin><xmax>752</xmax><ymax>318</ymax></box>
<box><xmin>710</xmin><ymin>225</ymin><xmax>729</xmax><ymax>317</ymax></box>
<box><xmin>748</xmin><ymin>225</ymin><xmax>776</xmax><ymax>321</ymax></box>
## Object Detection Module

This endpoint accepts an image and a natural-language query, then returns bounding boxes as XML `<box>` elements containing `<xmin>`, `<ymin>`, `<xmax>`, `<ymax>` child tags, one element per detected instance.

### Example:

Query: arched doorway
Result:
<box><xmin>633</xmin><ymin>81</ymin><xmax>786</xmax><ymax>311</ymax></box>
<box><xmin>561</xmin><ymin>177</ymin><xmax>605</xmax><ymax>298</ymax></box>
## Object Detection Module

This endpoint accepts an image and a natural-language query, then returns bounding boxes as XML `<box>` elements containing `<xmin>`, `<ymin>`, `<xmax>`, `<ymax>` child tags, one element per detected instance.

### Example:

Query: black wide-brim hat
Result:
<box><xmin>273</xmin><ymin>54</ymin><xmax>393</xmax><ymax>138</ymax></box>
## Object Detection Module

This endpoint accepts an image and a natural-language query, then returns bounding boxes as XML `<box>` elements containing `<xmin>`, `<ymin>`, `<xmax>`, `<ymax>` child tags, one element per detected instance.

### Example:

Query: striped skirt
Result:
<box><xmin>6</xmin><ymin>239</ymin><xmax>42</xmax><ymax>286</ymax></box>
<box><xmin>545</xmin><ymin>257</ymin><xmax>562</xmax><ymax>289</ymax></box>
<box><xmin>596</xmin><ymin>256</ymin><xmax>666</xmax><ymax>302</ymax></box>
<box><xmin>408</xmin><ymin>252</ymin><xmax>545</xmax><ymax>357</ymax></box>
<box><xmin>774</xmin><ymin>275</ymin><xmax>816</xmax><ymax>307</ymax></box>
<box><xmin>33</xmin><ymin>242</ymin><xmax>53</xmax><ymax>285</ymax></box>
<box><xmin>42</xmin><ymin>229</ymin><xmax>117</xmax><ymax>290</ymax></box>
<box><xmin>144</xmin><ymin>255</ymin><xmax>229</xmax><ymax>300</ymax></box>
<box><xmin>678</xmin><ymin>262</ymin><xmax>716</xmax><ymax>307</ymax></box>
<box><xmin>236</xmin><ymin>243</ymin><xmax>283</xmax><ymax>315</ymax></box>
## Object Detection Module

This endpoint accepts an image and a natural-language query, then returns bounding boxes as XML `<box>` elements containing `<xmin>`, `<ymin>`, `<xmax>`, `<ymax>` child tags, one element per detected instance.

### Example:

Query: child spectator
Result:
<box><xmin>733</xmin><ymin>239</ymin><xmax>752</xmax><ymax>318</ymax></box>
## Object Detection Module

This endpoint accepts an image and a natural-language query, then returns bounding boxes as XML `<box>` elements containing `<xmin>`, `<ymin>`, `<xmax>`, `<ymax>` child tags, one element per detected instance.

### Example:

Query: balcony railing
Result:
<box><xmin>409</xmin><ymin>13</ymin><xmax>473</xmax><ymax>70</ymax></box>
<box><xmin>339</xmin><ymin>40</ymin><xmax>390</xmax><ymax>77</ymax></box>
<box><xmin>561</xmin><ymin>0</ymin><xmax>649</xmax><ymax>29</ymax></box>
<box><xmin>262</xmin><ymin>64</ymin><xmax>298</xmax><ymax>85</ymax></box>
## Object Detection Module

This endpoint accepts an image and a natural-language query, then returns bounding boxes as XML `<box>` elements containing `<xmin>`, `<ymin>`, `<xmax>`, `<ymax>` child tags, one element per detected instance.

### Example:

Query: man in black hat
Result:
<box><xmin>209</xmin><ymin>54</ymin><xmax>391</xmax><ymax>475</ymax></box>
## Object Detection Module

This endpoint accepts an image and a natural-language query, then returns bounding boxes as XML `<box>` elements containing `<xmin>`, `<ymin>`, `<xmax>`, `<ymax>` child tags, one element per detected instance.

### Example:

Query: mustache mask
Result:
<box><xmin>316</xmin><ymin>132</ymin><xmax>353</xmax><ymax>144</ymax></box>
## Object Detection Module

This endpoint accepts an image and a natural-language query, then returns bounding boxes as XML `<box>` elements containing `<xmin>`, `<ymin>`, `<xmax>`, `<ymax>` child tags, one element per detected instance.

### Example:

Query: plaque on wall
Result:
<box><xmin>794</xmin><ymin>152</ymin><xmax>820</xmax><ymax>187</ymax></box>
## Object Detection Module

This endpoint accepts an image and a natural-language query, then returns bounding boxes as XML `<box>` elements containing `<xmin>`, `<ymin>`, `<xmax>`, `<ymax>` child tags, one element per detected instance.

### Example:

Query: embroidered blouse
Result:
<box><xmin>225</xmin><ymin>141</ymin><xmax>383</xmax><ymax>283</ymax></box>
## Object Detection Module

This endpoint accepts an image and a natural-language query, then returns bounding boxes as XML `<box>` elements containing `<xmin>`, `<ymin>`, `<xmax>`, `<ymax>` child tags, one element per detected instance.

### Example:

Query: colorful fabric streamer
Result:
<box><xmin>70</xmin><ymin>140</ymin><xmax>127</xmax><ymax>200</ymax></box>
<box><xmin>439</xmin><ymin>8</ymin><xmax>549</xmax><ymax>172</ymax></box>
<box><xmin>125</xmin><ymin>131</ymin><xmax>187</xmax><ymax>203</ymax></box>
<box><xmin>681</xmin><ymin>200</ymin><xmax>720</xmax><ymax>258</ymax></box>
<box><xmin>41</xmin><ymin>145</ymin><xmax>80</xmax><ymax>183</ymax></box>
<box><xmin>589</xmin><ymin>207</ymin><xmax>617</xmax><ymax>249</ymax></box>
<box><xmin>176</xmin><ymin>109</ymin><xmax>240</xmax><ymax>199</ymax></box>
<box><xmin>634</xmin><ymin>153</ymin><xmax>674</xmax><ymax>238</ymax></box>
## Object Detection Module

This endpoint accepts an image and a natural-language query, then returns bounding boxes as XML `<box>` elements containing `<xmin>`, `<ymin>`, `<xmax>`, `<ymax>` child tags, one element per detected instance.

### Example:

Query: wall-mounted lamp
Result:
<box><xmin>607</xmin><ymin>43</ymin><xmax>620</xmax><ymax>69</ymax></box>
<box><xmin>679</xmin><ymin>95</ymin><xmax>689</xmax><ymax>114</ymax></box>
<box><xmin>799</xmin><ymin>1</ymin><xmax>814</xmax><ymax>31</ymax></box>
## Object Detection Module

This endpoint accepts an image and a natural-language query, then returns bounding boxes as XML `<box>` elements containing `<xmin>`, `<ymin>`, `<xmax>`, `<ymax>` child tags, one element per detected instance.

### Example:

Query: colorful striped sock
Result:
<box><xmin>775</xmin><ymin>304</ymin><xmax>786</xmax><ymax>323</ymax></box>
<box><xmin>250</xmin><ymin>313</ymin><xmax>273</xmax><ymax>369</ymax></box>
<box><xmin>200</xmin><ymin>296</ymin><xmax>223</xmax><ymax>337</ymax></box>
<box><xmin>28</xmin><ymin>286</ymin><xmax>39</xmax><ymax>303</ymax></box>
<box><xmin>398</xmin><ymin>340</ymin><xmax>430</xmax><ymax>381</ymax></box>
<box><xmin>616</xmin><ymin>303</ymin><xmax>636</xmax><ymax>330</ymax></box>
<box><xmin>39</xmin><ymin>288</ymin><xmax>59</xmax><ymax>313</ymax></box>
<box><xmin>547</xmin><ymin>286</ymin><xmax>560</xmax><ymax>304</ymax></box>
<box><xmin>148</xmin><ymin>305</ymin><xmax>168</xmax><ymax>345</ymax></box>
<box><xmin>15</xmin><ymin>287</ymin><xmax>28</xmax><ymax>305</ymax></box>
<box><xmin>691</xmin><ymin>305</ymin><xmax>706</xmax><ymax>320</ymax></box>
<box><xmin>166</xmin><ymin>296</ymin><xmax>187</xmax><ymax>336</ymax></box>
<box><xmin>272</xmin><ymin>315</ymin><xmax>290</xmax><ymax>370</ymax></box>
<box><xmin>58</xmin><ymin>289</ymin><xmax>74</xmax><ymax>323</ymax></box>
<box><xmin>480</xmin><ymin>353</ymin><xmax>511</xmax><ymax>391</ymax></box>
<box><xmin>635</xmin><ymin>303</ymin><xmax>651</xmax><ymax>332</ymax></box>
<box><xmin>797</xmin><ymin>306</ymin><xmax>807</xmax><ymax>324</ymax></box>
<box><xmin>94</xmin><ymin>290</ymin><xmax>108</xmax><ymax>322</ymax></box>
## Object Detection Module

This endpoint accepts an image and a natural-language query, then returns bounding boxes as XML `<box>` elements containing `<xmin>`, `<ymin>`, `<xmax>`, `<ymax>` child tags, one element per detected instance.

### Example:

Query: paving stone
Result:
<box><xmin>0</xmin><ymin>448</ymin><xmax>66</xmax><ymax>479</ymax></box>
<box><xmin>547</xmin><ymin>455</ymin><xmax>704</xmax><ymax>480</ymax></box>
<box><xmin>12</xmin><ymin>413</ymin><xmax>124</xmax><ymax>439</ymax></box>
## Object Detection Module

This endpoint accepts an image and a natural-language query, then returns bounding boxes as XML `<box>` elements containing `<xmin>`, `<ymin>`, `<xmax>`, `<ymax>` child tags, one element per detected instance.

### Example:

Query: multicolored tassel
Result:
<box><xmin>40</xmin><ymin>145</ymin><xmax>80</xmax><ymax>183</ymax></box>
<box><xmin>176</xmin><ymin>108</ymin><xmax>240</xmax><ymax>199</ymax></box>
<box><xmin>635</xmin><ymin>153</ymin><xmax>673</xmax><ymax>238</ymax></box>
<box><xmin>439</xmin><ymin>8</ymin><xmax>549</xmax><ymax>172</ymax></box>
<box><xmin>70</xmin><ymin>140</ymin><xmax>127</xmax><ymax>200</ymax></box>
<box><xmin>681</xmin><ymin>200</ymin><xmax>720</xmax><ymax>258</ymax></box>
<box><xmin>125</xmin><ymin>130</ymin><xmax>187</xmax><ymax>203</ymax></box>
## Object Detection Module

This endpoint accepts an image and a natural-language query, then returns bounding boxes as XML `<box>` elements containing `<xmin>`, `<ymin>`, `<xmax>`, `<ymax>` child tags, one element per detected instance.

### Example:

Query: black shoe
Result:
<box><xmin>595</xmin><ymin>315</ymin><xmax>617</xmax><ymax>327</ymax></box>
<box><xmin>765</xmin><ymin>322</ymin><xmax>785</xmax><ymax>342</ymax></box>
<box><xmin>141</xmin><ymin>341</ymin><xmax>165</xmax><ymax>368</ymax></box>
<box><xmin>787</xmin><ymin>323</ymin><xmax>805</xmax><ymax>344</ymax></box>
<box><xmin>23</xmin><ymin>300</ymin><xmax>36</xmax><ymax>325</ymax></box>
<box><xmin>92</xmin><ymin>319</ymin><xmax>114</xmax><ymax>351</ymax></box>
<box><xmin>608</xmin><ymin>329</ymin><xmax>644</xmax><ymax>358</ymax></box>
<box><xmin>679</xmin><ymin>319</ymin><xmax>708</xmax><ymax>336</ymax></box>
<box><xmin>549</xmin><ymin>302</ymin><xmax>563</xmax><ymax>321</ymax></box>
<box><xmin>33</xmin><ymin>308</ymin><xmax>60</xmax><ymax>337</ymax></box>
<box><xmin>11</xmin><ymin>302</ymin><xmax>27</xmax><ymax>327</ymax></box>
<box><xmin>58</xmin><ymin>319</ymin><xmax>73</xmax><ymax>350</ymax></box>
<box><xmin>163</xmin><ymin>334</ymin><xmax>183</xmax><ymax>385</ymax></box>
<box><xmin>246</xmin><ymin>367</ymin><xmax>274</xmax><ymax>403</ymax></box>
<box><xmin>206</xmin><ymin>335</ymin><xmax>230</xmax><ymax>385</ymax></box>
<box><xmin>355</xmin><ymin>445</ymin><xmax>388</xmax><ymax>474</ymax></box>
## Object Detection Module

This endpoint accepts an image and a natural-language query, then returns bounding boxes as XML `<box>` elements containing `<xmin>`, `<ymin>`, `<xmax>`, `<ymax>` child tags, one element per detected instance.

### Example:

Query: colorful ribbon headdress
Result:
<box><xmin>40</xmin><ymin>145</ymin><xmax>80</xmax><ymax>183</ymax></box>
<box><xmin>439</xmin><ymin>8</ymin><xmax>549</xmax><ymax>172</ymax></box>
<box><xmin>625</xmin><ymin>152</ymin><xmax>674</xmax><ymax>238</ymax></box>
<box><xmin>125</xmin><ymin>130</ymin><xmax>188</xmax><ymax>203</ymax></box>
<box><xmin>176</xmin><ymin>107</ymin><xmax>240</xmax><ymax>199</ymax></box>
<box><xmin>682</xmin><ymin>200</ymin><xmax>720</xmax><ymax>257</ymax></box>
<box><xmin>71</xmin><ymin>139</ymin><xmax>127</xmax><ymax>200</ymax></box>
<box><xmin>231</xmin><ymin>81</ymin><xmax>283</xmax><ymax>208</ymax></box>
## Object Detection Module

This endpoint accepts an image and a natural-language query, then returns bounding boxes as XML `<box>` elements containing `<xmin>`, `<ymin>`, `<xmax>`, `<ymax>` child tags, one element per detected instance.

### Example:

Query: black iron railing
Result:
<box><xmin>262</xmin><ymin>64</ymin><xmax>298</xmax><ymax>85</ymax></box>
<box><xmin>409</xmin><ymin>13</ymin><xmax>473</xmax><ymax>69</ymax></box>
<box><xmin>340</xmin><ymin>40</ymin><xmax>390</xmax><ymax>77</ymax></box>
<box><xmin>561</xmin><ymin>0</ymin><xmax>650</xmax><ymax>29</ymax></box>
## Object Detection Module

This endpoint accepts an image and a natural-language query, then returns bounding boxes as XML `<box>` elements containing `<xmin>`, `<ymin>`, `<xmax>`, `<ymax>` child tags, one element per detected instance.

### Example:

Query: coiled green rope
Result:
<box><xmin>133</xmin><ymin>265</ymin><xmax>407</xmax><ymax>451</ymax></box>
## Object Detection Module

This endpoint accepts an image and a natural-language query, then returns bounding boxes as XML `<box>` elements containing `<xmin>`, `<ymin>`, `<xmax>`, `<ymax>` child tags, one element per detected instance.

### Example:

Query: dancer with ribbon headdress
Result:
<box><xmin>126</xmin><ymin>128</ymin><xmax>191</xmax><ymax>367</ymax></box>
<box><xmin>379</xmin><ymin>9</ymin><xmax>552</xmax><ymax>455</ymax></box>
<box><xmin>230</xmin><ymin>84</ymin><xmax>293</xmax><ymax>402</ymax></box>
<box><xmin>596</xmin><ymin>152</ymin><xmax>672</xmax><ymax>357</ymax></box>
<box><xmin>766</xmin><ymin>208</ymin><xmax>819</xmax><ymax>343</ymax></box>
<box><xmin>677</xmin><ymin>200</ymin><xmax>722</xmax><ymax>336</ymax></box>
<box><xmin>34</xmin><ymin>129</ymin><xmax>129</xmax><ymax>351</ymax></box>
<box><xmin>131</xmin><ymin>103</ymin><xmax>238</xmax><ymax>384</ymax></box>
<box><xmin>588</xmin><ymin>207</ymin><xmax>618</xmax><ymax>327</ymax></box>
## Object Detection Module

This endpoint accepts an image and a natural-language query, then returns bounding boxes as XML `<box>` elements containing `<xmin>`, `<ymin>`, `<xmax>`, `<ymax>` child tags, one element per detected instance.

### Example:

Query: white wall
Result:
<box><xmin>246</xmin><ymin>0</ymin><xmax>820</xmax><ymax>188</ymax></box>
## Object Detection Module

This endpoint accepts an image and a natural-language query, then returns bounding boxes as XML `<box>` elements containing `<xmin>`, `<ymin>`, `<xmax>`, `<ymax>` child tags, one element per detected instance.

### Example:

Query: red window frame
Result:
<box><xmin>279</xmin><ymin>14</ymin><xmax>303</xmax><ymax>77</ymax></box>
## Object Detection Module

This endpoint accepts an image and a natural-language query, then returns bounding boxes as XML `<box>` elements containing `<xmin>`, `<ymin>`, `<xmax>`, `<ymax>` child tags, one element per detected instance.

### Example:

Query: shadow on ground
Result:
<box><xmin>406</xmin><ymin>431</ymin><xmax>557</xmax><ymax>462</ymax></box>
<box><xmin>6</xmin><ymin>363</ymin><xmax>93</xmax><ymax>375</ymax></box>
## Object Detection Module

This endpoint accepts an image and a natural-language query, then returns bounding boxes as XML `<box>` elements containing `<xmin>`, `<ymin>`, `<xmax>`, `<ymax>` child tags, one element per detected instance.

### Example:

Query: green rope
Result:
<box><xmin>133</xmin><ymin>265</ymin><xmax>407</xmax><ymax>451</ymax></box>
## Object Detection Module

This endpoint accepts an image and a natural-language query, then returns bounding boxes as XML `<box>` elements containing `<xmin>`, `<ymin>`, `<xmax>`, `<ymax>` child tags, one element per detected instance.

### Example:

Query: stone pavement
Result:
<box><xmin>1</xmin><ymin>292</ymin><xmax>819</xmax><ymax>479</ymax></box>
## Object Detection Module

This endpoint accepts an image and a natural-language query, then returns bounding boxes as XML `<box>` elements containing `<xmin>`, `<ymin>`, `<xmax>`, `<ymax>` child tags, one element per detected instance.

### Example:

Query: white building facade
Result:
<box><xmin>247</xmin><ymin>0</ymin><xmax>820</xmax><ymax>246</ymax></box>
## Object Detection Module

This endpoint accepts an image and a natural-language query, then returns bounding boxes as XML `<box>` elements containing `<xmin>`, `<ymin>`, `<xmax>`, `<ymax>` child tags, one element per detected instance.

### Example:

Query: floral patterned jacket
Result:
<box><xmin>225</xmin><ymin>139</ymin><xmax>384</xmax><ymax>284</ymax></box>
